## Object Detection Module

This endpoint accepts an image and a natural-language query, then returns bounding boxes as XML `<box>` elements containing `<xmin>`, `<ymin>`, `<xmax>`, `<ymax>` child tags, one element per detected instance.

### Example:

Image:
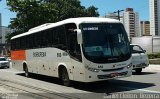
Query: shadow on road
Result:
<box><xmin>17</xmin><ymin>73</ymin><xmax>155</xmax><ymax>94</ymax></box>
<box><xmin>132</xmin><ymin>71</ymin><xmax>157</xmax><ymax>75</ymax></box>
<box><xmin>17</xmin><ymin>73</ymin><xmax>61</xmax><ymax>84</ymax></box>
<box><xmin>71</xmin><ymin>80</ymin><xmax>155</xmax><ymax>94</ymax></box>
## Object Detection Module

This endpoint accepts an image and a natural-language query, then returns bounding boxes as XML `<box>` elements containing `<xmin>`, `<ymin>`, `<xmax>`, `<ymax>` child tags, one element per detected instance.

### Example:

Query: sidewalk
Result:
<box><xmin>144</xmin><ymin>64</ymin><xmax>160</xmax><ymax>72</ymax></box>
<box><xmin>149</xmin><ymin>58</ymin><xmax>160</xmax><ymax>64</ymax></box>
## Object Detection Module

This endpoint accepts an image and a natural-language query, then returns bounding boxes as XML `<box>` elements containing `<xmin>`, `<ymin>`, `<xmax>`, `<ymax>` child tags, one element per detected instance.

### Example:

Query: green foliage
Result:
<box><xmin>5</xmin><ymin>33</ymin><xmax>13</xmax><ymax>44</ymax></box>
<box><xmin>85</xmin><ymin>6</ymin><xmax>99</xmax><ymax>17</ymax></box>
<box><xmin>7</xmin><ymin>0</ymin><xmax>99</xmax><ymax>36</ymax></box>
<box><xmin>148</xmin><ymin>53</ymin><xmax>160</xmax><ymax>59</ymax></box>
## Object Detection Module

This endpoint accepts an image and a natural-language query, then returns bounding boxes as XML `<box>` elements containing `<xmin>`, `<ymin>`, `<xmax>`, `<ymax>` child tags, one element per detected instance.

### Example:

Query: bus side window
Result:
<box><xmin>41</xmin><ymin>31</ymin><xmax>48</xmax><ymax>47</ymax></box>
<box><xmin>55</xmin><ymin>26</ymin><xmax>67</xmax><ymax>50</ymax></box>
<box><xmin>47</xmin><ymin>29</ymin><xmax>53</xmax><ymax>47</ymax></box>
<box><xmin>15</xmin><ymin>38</ymin><xmax>20</xmax><ymax>50</ymax></box>
<box><xmin>35</xmin><ymin>33</ymin><xmax>41</xmax><ymax>48</ymax></box>
<box><xmin>52</xmin><ymin>28</ymin><xmax>57</xmax><ymax>46</ymax></box>
<box><xmin>65</xmin><ymin>23</ymin><xmax>82</xmax><ymax>62</ymax></box>
<box><xmin>11</xmin><ymin>40</ymin><xmax>16</xmax><ymax>50</ymax></box>
<box><xmin>26</xmin><ymin>35</ymin><xmax>35</xmax><ymax>49</ymax></box>
<box><xmin>20</xmin><ymin>36</ymin><xmax>26</xmax><ymax>50</ymax></box>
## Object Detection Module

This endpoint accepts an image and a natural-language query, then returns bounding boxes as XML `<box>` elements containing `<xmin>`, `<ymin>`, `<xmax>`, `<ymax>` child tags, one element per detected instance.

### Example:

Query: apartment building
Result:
<box><xmin>141</xmin><ymin>21</ymin><xmax>150</xmax><ymax>36</ymax></box>
<box><xmin>150</xmin><ymin>0</ymin><xmax>160</xmax><ymax>36</ymax></box>
<box><xmin>121</xmin><ymin>8</ymin><xmax>141</xmax><ymax>38</ymax></box>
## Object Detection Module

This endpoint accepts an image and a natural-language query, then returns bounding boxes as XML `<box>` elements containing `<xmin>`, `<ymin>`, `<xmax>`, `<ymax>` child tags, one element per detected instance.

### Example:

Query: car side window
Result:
<box><xmin>132</xmin><ymin>45</ymin><xmax>144</xmax><ymax>53</ymax></box>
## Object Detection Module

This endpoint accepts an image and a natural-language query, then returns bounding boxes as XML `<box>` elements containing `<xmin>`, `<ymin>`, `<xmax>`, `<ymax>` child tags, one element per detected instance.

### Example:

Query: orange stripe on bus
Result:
<box><xmin>11</xmin><ymin>50</ymin><xmax>26</xmax><ymax>60</ymax></box>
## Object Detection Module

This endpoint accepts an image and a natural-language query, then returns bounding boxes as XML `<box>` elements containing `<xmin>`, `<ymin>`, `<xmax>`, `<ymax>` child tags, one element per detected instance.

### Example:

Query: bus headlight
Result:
<box><xmin>126</xmin><ymin>63</ymin><xmax>132</xmax><ymax>69</ymax></box>
<box><xmin>88</xmin><ymin>67</ymin><xmax>100</xmax><ymax>72</ymax></box>
<box><xmin>85</xmin><ymin>65</ymin><xmax>100</xmax><ymax>72</ymax></box>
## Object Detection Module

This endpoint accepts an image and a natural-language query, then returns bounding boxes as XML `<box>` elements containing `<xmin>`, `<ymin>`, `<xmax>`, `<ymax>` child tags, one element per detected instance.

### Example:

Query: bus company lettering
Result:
<box><xmin>33</xmin><ymin>52</ymin><xmax>46</xmax><ymax>57</ymax></box>
<box><xmin>83</xmin><ymin>27</ymin><xmax>98</xmax><ymax>31</ymax></box>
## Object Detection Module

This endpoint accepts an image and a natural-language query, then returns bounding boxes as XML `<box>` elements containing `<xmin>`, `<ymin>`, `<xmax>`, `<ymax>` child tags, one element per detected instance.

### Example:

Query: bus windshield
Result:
<box><xmin>80</xmin><ymin>23</ymin><xmax>131</xmax><ymax>63</ymax></box>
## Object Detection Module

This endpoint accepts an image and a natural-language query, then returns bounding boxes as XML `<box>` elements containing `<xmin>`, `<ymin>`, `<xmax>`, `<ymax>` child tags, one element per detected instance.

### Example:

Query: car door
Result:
<box><xmin>131</xmin><ymin>45</ymin><xmax>148</xmax><ymax>68</ymax></box>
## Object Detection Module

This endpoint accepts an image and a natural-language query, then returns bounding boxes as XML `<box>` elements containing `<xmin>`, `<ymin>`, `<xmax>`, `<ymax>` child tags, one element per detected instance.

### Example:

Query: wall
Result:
<box><xmin>131</xmin><ymin>36</ymin><xmax>160</xmax><ymax>54</ymax></box>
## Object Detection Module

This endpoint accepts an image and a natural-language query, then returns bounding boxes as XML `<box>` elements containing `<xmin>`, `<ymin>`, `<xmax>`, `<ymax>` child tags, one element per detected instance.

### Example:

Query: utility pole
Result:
<box><xmin>113</xmin><ymin>10</ymin><xmax>124</xmax><ymax>21</ymax></box>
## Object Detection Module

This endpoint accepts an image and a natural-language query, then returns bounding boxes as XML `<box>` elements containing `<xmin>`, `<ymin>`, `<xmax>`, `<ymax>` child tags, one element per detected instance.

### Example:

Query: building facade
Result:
<box><xmin>0</xmin><ymin>13</ymin><xmax>13</xmax><ymax>56</ymax></box>
<box><xmin>0</xmin><ymin>26</ymin><xmax>12</xmax><ymax>56</ymax></box>
<box><xmin>105</xmin><ymin>12</ymin><xmax>119</xmax><ymax>20</ymax></box>
<box><xmin>0</xmin><ymin>13</ymin><xmax>1</xmax><ymax>26</ymax></box>
<box><xmin>141</xmin><ymin>21</ymin><xmax>150</xmax><ymax>36</ymax></box>
<box><xmin>121</xmin><ymin>8</ymin><xmax>141</xmax><ymax>38</ymax></box>
<box><xmin>131</xmin><ymin>36</ymin><xmax>160</xmax><ymax>54</ymax></box>
<box><xmin>150</xmin><ymin>0</ymin><xmax>160</xmax><ymax>36</ymax></box>
<box><xmin>0</xmin><ymin>26</ymin><xmax>12</xmax><ymax>44</ymax></box>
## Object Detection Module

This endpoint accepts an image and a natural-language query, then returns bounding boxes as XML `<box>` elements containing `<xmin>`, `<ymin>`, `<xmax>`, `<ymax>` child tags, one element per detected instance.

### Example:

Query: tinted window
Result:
<box><xmin>35</xmin><ymin>33</ymin><xmax>42</xmax><ymax>48</ymax></box>
<box><xmin>65</xmin><ymin>23</ymin><xmax>82</xmax><ymax>61</ymax></box>
<box><xmin>0</xmin><ymin>58</ymin><xmax>6</xmax><ymax>61</ymax></box>
<box><xmin>11</xmin><ymin>25</ymin><xmax>67</xmax><ymax>50</ymax></box>
<box><xmin>11</xmin><ymin>40</ymin><xmax>16</xmax><ymax>50</ymax></box>
<box><xmin>20</xmin><ymin>36</ymin><xmax>26</xmax><ymax>49</ymax></box>
<box><xmin>80</xmin><ymin>23</ymin><xmax>131</xmax><ymax>63</ymax></box>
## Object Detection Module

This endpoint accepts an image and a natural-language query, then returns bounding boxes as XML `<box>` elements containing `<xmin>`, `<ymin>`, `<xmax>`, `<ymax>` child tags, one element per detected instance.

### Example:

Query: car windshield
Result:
<box><xmin>80</xmin><ymin>23</ymin><xmax>131</xmax><ymax>63</ymax></box>
<box><xmin>0</xmin><ymin>58</ymin><xmax>6</xmax><ymax>61</ymax></box>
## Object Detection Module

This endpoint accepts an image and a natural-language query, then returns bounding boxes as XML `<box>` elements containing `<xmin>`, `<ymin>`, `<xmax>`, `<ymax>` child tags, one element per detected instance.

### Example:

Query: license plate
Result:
<box><xmin>111</xmin><ymin>72</ymin><xmax>118</xmax><ymax>77</ymax></box>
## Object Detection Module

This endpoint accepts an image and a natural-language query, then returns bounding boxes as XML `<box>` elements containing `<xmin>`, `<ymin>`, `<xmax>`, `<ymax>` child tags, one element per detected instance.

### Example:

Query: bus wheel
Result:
<box><xmin>61</xmin><ymin>68</ymin><xmax>71</xmax><ymax>86</ymax></box>
<box><xmin>24</xmin><ymin>65</ymin><xmax>29</xmax><ymax>77</ymax></box>
<box><xmin>135</xmin><ymin>68</ymin><xmax>142</xmax><ymax>74</ymax></box>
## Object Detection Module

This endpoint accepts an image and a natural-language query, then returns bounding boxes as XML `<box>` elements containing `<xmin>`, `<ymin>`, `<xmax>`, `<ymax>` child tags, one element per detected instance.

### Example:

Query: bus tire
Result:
<box><xmin>135</xmin><ymin>68</ymin><xmax>142</xmax><ymax>74</ymax></box>
<box><xmin>24</xmin><ymin>64</ymin><xmax>29</xmax><ymax>77</ymax></box>
<box><xmin>61</xmin><ymin>68</ymin><xmax>71</xmax><ymax>86</ymax></box>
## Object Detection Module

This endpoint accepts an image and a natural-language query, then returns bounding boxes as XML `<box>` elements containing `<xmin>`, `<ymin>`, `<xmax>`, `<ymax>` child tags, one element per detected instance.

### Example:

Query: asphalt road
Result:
<box><xmin>0</xmin><ymin>64</ymin><xmax>160</xmax><ymax>99</ymax></box>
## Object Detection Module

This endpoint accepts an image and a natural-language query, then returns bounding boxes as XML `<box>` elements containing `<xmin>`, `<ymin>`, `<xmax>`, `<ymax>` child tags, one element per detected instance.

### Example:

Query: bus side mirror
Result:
<box><xmin>77</xmin><ymin>29</ymin><xmax>82</xmax><ymax>44</ymax></box>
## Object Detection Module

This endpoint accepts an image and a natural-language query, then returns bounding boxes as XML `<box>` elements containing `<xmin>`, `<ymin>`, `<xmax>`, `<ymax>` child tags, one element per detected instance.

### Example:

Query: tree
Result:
<box><xmin>5</xmin><ymin>33</ymin><xmax>13</xmax><ymax>44</ymax></box>
<box><xmin>7</xmin><ymin>0</ymin><xmax>99</xmax><ymax>36</ymax></box>
<box><xmin>85</xmin><ymin>6</ymin><xmax>99</xmax><ymax>17</ymax></box>
<box><xmin>7</xmin><ymin>0</ymin><xmax>56</xmax><ymax>35</ymax></box>
<box><xmin>5</xmin><ymin>32</ymin><xmax>13</xmax><ymax>56</ymax></box>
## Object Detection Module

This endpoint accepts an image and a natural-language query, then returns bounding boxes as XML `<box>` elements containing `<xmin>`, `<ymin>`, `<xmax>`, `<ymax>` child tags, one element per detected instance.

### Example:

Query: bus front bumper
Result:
<box><xmin>83</xmin><ymin>67</ymin><xmax>132</xmax><ymax>82</ymax></box>
<box><xmin>97</xmin><ymin>71</ymin><xmax>128</xmax><ymax>79</ymax></box>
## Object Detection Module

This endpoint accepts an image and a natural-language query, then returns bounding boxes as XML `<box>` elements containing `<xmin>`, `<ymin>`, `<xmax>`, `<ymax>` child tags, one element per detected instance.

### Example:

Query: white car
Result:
<box><xmin>130</xmin><ymin>44</ymin><xmax>149</xmax><ymax>74</ymax></box>
<box><xmin>0</xmin><ymin>57</ymin><xmax>10</xmax><ymax>69</ymax></box>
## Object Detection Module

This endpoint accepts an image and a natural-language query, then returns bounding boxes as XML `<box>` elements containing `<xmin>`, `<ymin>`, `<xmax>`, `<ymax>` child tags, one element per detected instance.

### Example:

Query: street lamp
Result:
<box><xmin>152</xmin><ymin>35</ymin><xmax>153</xmax><ymax>53</ymax></box>
<box><xmin>113</xmin><ymin>10</ymin><xmax>124</xmax><ymax>21</ymax></box>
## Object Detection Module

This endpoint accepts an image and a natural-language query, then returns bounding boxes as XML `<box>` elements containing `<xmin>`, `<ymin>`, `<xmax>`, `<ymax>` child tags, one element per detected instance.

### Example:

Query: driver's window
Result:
<box><xmin>65</xmin><ymin>23</ymin><xmax>82</xmax><ymax>62</ymax></box>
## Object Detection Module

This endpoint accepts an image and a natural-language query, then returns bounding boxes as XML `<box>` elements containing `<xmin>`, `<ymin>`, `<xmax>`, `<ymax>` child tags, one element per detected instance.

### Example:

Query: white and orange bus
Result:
<box><xmin>11</xmin><ymin>17</ymin><xmax>132</xmax><ymax>86</ymax></box>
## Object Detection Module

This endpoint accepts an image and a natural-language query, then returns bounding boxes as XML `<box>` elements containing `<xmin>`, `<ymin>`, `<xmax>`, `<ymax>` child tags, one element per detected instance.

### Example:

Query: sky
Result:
<box><xmin>0</xmin><ymin>0</ymin><xmax>149</xmax><ymax>27</ymax></box>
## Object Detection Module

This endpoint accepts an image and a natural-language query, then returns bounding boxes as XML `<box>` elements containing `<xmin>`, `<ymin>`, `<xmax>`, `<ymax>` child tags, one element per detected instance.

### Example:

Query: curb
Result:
<box><xmin>149</xmin><ymin>58</ymin><xmax>160</xmax><ymax>64</ymax></box>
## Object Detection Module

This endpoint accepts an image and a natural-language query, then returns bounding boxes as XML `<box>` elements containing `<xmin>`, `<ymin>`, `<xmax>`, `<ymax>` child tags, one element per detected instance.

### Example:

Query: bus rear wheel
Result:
<box><xmin>24</xmin><ymin>65</ymin><xmax>29</xmax><ymax>77</ymax></box>
<box><xmin>61</xmin><ymin>68</ymin><xmax>71</xmax><ymax>86</ymax></box>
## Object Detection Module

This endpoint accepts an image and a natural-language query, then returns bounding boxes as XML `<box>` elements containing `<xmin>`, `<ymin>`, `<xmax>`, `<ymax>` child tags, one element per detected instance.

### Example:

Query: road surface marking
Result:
<box><xmin>120</xmin><ymin>86</ymin><xmax>160</xmax><ymax>94</ymax></box>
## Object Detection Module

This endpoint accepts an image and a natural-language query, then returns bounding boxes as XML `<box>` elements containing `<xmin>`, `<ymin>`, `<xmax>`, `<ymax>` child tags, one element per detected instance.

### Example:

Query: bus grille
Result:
<box><xmin>101</xmin><ymin>67</ymin><xmax>124</xmax><ymax>72</ymax></box>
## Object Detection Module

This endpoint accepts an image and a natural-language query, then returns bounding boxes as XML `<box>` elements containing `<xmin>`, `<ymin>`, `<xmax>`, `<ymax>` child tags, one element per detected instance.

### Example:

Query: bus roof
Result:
<box><xmin>11</xmin><ymin>17</ymin><xmax>120</xmax><ymax>40</ymax></box>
